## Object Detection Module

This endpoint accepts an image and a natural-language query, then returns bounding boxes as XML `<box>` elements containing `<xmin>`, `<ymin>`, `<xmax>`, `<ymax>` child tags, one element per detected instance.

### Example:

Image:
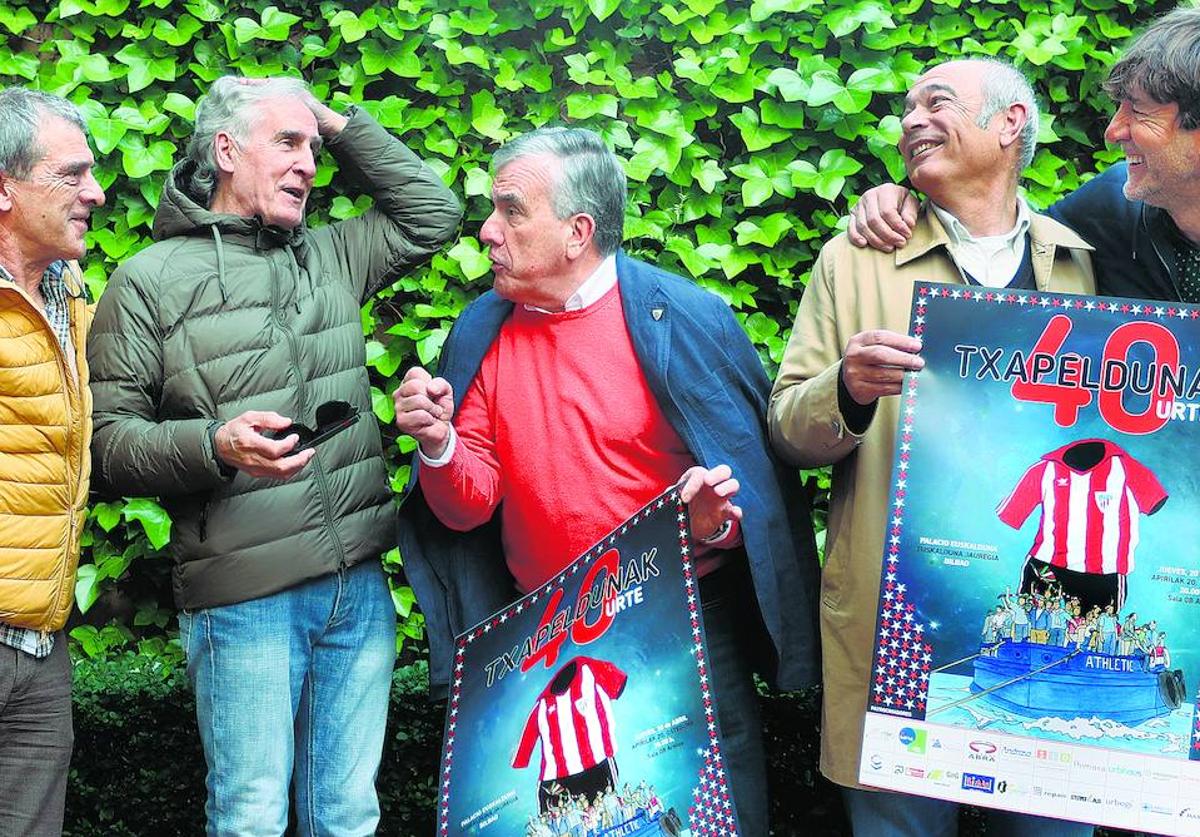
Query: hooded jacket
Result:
<box><xmin>88</xmin><ymin>109</ymin><xmax>461</xmax><ymax>610</ymax></box>
<box><xmin>0</xmin><ymin>261</ymin><xmax>91</xmax><ymax>631</ymax></box>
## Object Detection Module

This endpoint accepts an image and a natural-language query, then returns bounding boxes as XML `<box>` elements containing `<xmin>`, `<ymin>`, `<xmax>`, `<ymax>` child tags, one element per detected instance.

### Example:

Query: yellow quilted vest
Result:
<box><xmin>0</xmin><ymin>261</ymin><xmax>92</xmax><ymax>632</ymax></box>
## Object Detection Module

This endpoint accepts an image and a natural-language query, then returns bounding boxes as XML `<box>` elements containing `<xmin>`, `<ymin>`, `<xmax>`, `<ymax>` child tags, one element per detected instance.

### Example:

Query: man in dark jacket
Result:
<box><xmin>88</xmin><ymin>76</ymin><xmax>461</xmax><ymax>836</ymax></box>
<box><xmin>393</xmin><ymin>127</ymin><xmax>820</xmax><ymax>835</ymax></box>
<box><xmin>848</xmin><ymin>8</ymin><xmax>1200</xmax><ymax>304</ymax></box>
<box><xmin>1046</xmin><ymin>7</ymin><xmax>1200</xmax><ymax>302</ymax></box>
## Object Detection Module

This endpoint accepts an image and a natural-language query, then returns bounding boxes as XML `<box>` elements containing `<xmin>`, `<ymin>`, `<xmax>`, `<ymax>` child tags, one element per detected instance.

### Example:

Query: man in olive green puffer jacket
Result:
<box><xmin>88</xmin><ymin>76</ymin><xmax>462</xmax><ymax>836</ymax></box>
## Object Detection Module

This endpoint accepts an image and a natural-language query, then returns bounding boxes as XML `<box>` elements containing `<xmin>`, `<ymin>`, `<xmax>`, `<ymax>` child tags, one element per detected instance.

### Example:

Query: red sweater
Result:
<box><xmin>421</xmin><ymin>284</ymin><xmax>705</xmax><ymax>593</ymax></box>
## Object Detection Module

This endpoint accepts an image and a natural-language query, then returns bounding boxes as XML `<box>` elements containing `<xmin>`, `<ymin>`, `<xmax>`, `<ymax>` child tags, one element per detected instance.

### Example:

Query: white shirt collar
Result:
<box><xmin>930</xmin><ymin>198</ymin><xmax>1030</xmax><ymax>250</ymax></box>
<box><xmin>523</xmin><ymin>254</ymin><xmax>618</xmax><ymax>314</ymax></box>
<box><xmin>929</xmin><ymin>199</ymin><xmax>1032</xmax><ymax>288</ymax></box>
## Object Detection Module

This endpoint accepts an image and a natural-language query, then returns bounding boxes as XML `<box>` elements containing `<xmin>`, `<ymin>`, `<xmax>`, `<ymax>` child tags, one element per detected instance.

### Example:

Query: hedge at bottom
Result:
<box><xmin>66</xmin><ymin>655</ymin><xmax>843</xmax><ymax>836</ymax></box>
<box><xmin>74</xmin><ymin>656</ymin><xmax>1142</xmax><ymax>836</ymax></box>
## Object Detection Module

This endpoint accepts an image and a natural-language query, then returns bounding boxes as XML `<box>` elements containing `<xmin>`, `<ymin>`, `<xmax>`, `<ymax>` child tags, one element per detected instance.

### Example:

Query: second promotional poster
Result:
<box><xmin>859</xmin><ymin>283</ymin><xmax>1200</xmax><ymax>836</ymax></box>
<box><xmin>438</xmin><ymin>489</ymin><xmax>739</xmax><ymax>837</ymax></box>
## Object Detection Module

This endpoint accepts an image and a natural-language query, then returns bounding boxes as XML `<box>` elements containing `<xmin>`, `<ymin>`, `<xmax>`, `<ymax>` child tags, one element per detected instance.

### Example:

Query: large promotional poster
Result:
<box><xmin>859</xmin><ymin>283</ymin><xmax>1200</xmax><ymax>836</ymax></box>
<box><xmin>437</xmin><ymin>488</ymin><xmax>739</xmax><ymax>837</ymax></box>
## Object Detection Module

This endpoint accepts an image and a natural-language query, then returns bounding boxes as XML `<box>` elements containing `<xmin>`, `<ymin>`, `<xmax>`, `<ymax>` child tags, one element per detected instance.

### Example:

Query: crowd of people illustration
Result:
<box><xmin>981</xmin><ymin>587</ymin><xmax>1171</xmax><ymax>669</ymax></box>
<box><xmin>524</xmin><ymin>781</ymin><xmax>667</xmax><ymax>837</ymax></box>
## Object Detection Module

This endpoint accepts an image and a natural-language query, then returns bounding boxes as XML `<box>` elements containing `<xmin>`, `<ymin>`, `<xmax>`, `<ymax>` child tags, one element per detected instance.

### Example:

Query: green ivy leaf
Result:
<box><xmin>463</xmin><ymin>167</ymin><xmax>492</xmax><ymax>197</ymax></box>
<box><xmin>750</xmin><ymin>0</ymin><xmax>822</xmax><ymax>22</ymax></box>
<box><xmin>805</xmin><ymin>70</ymin><xmax>872</xmax><ymax>114</ymax></box>
<box><xmin>765</xmin><ymin>67</ymin><xmax>807</xmax><ymax>102</ymax></box>
<box><xmin>184</xmin><ymin>0</ymin><xmax>223</xmax><ymax>21</ymax></box>
<box><xmin>692</xmin><ymin>159</ymin><xmax>727</xmax><ymax>194</ymax></box>
<box><xmin>416</xmin><ymin>327</ymin><xmax>449</xmax><ymax>366</ymax></box>
<box><xmin>0</xmin><ymin>5</ymin><xmax>36</xmax><ymax>33</ymax></box>
<box><xmin>92</xmin><ymin>501</ymin><xmax>124</xmax><ymax>532</ymax></box>
<box><xmin>730</xmin><ymin>106</ymin><xmax>791</xmax><ymax>152</ymax></box>
<box><xmin>114</xmin><ymin>43</ymin><xmax>176</xmax><ymax>92</ymax></box>
<box><xmin>152</xmin><ymin>15</ymin><xmax>203</xmax><ymax>47</ymax></box>
<box><xmin>118</xmin><ymin>136</ymin><xmax>175</xmax><ymax>179</ymax></box>
<box><xmin>823</xmin><ymin>0</ymin><xmax>894</xmax><ymax>36</ymax></box>
<box><xmin>86</xmin><ymin>109</ymin><xmax>130</xmax><ymax>155</ymax></box>
<box><xmin>74</xmin><ymin>566</ymin><xmax>101</xmax><ymax>615</ymax></box>
<box><xmin>812</xmin><ymin>149</ymin><xmax>864</xmax><ymax>201</ymax></box>
<box><xmin>329</xmin><ymin>9</ymin><xmax>370</xmax><ymax>42</ymax></box>
<box><xmin>586</xmin><ymin>0</ymin><xmax>622</xmax><ymax>20</ymax></box>
<box><xmin>233</xmin><ymin>6</ymin><xmax>301</xmax><ymax>43</ymax></box>
<box><xmin>470</xmin><ymin>90</ymin><xmax>508</xmax><ymax>141</ymax></box>
<box><xmin>122</xmin><ymin>498</ymin><xmax>172</xmax><ymax>550</ymax></box>
<box><xmin>566</xmin><ymin>93</ymin><xmax>619</xmax><ymax>120</ymax></box>
<box><xmin>447</xmin><ymin>237</ymin><xmax>492</xmax><ymax>281</ymax></box>
<box><xmin>761</xmin><ymin>100</ymin><xmax>806</xmax><ymax>129</ymax></box>
<box><xmin>625</xmin><ymin>133</ymin><xmax>687</xmax><ymax>182</ymax></box>
<box><xmin>371</xmin><ymin>385</ymin><xmax>396</xmax><ymax>424</ymax></box>
<box><xmin>735</xmin><ymin>213</ymin><xmax>793</xmax><ymax>247</ymax></box>
<box><xmin>743</xmin><ymin>311</ymin><xmax>781</xmax><ymax>343</ymax></box>
<box><xmin>161</xmin><ymin>92</ymin><xmax>196</xmax><ymax>121</ymax></box>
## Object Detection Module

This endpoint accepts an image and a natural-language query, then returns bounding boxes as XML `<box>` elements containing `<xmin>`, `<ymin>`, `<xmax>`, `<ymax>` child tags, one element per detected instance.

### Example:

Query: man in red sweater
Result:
<box><xmin>395</xmin><ymin>127</ymin><xmax>820</xmax><ymax>835</ymax></box>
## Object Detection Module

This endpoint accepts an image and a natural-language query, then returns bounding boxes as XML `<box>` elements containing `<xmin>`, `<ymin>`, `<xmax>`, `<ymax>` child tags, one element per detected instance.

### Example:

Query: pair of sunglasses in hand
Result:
<box><xmin>262</xmin><ymin>400</ymin><xmax>359</xmax><ymax>452</ymax></box>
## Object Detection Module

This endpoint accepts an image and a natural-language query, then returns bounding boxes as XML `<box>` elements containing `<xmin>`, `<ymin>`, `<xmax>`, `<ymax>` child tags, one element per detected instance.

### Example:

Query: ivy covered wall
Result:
<box><xmin>0</xmin><ymin>0</ymin><xmax>1175</xmax><ymax>655</ymax></box>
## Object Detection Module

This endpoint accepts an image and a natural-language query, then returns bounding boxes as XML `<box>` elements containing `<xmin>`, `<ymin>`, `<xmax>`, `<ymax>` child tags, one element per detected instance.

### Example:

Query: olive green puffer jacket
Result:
<box><xmin>88</xmin><ymin>109</ymin><xmax>462</xmax><ymax>610</ymax></box>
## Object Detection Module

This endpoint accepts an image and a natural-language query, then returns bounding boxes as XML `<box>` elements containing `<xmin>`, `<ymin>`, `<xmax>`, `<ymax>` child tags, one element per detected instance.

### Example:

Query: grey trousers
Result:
<box><xmin>0</xmin><ymin>632</ymin><xmax>73</xmax><ymax>837</ymax></box>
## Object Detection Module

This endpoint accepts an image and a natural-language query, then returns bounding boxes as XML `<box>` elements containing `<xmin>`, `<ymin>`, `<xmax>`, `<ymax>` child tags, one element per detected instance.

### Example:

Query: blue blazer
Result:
<box><xmin>398</xmin><ymin>252</ymin><xmax>821</xmax><ymax>693</ymax></box>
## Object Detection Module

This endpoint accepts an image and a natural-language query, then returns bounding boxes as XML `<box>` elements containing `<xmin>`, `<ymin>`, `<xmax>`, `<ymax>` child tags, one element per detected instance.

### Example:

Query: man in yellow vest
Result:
<box><xmin>0</xmin><ymin>86</ymin><xmax>105</xmax><ymax>836</ymax></box>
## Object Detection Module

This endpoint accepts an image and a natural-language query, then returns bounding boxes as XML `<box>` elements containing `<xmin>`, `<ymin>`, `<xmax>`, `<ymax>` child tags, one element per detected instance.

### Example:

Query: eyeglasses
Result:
<box><xmin>269</xmin><ymin>400</ymin><xmax>360</xmax><ymax>451</ymax></box>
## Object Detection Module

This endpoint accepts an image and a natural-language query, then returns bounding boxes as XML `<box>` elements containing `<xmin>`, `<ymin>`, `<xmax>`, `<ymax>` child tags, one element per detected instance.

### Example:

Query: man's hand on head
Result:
<box><xmin>677</xmin><ymin>464</ymin><xmax>743</xmax><ymax>543</ymax></box>
<box><xmin>841</xmin><ymin>330</ymin><xmax>924</xmax><ymax>405</ymax></box>
<box><xmin>393</xmin><ymin>367</ymin><xmax>455</xmax><ymax>459</ymax></box>
<box><xmin>214</xmin><ymin>410</ymin><xmax>315</xmax><ymax>480</ymax></box>
<box><xmin>848</xmin><ymin>184</ymin><xmax>920</xmax><ymax>251</ymax></box>
<box><xmin>302</xmin><ymin>93</ymin><xmax>348</xmax><ymax>138</ymax></box>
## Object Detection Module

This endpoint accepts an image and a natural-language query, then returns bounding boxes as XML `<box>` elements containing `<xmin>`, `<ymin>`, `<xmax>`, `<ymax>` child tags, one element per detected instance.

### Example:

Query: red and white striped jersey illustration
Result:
<box><xmin>997</xmin><ymin>439</ymin><xmax>1167</xmax><ymax>575</ymax></box>
<box><xmin>512</xmin><ymin>656</ymin><xmax>628</xmax><ymax>781</ymax></box>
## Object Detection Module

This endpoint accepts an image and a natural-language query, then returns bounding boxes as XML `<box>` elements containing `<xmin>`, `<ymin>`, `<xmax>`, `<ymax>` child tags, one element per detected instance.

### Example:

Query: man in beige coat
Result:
<box><xmin>768</xmin><ymin>60</ymin><xmax>1096</xmax><ymax>836</ymax></box>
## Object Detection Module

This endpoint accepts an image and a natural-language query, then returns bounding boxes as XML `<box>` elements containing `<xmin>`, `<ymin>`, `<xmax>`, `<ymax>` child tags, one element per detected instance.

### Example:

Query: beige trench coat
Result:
<box><xmin>768</xmin><ymin>207</ymin><xmax>1095</xmax><ymax>788</ymax></box>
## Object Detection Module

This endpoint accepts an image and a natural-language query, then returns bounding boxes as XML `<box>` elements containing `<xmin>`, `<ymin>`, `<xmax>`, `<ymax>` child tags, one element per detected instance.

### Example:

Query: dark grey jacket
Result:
<box><xmin>89</xmin><ymin>109</ymin><xmax>461</xmax><ymax>610</ymax></box>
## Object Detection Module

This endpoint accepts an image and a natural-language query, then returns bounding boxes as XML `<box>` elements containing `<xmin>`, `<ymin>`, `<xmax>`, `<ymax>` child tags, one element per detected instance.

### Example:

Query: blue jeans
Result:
<box><xmin>700</xmin><ymin>561</ymin><xmax>768</xmax><ymax>837</ymax></box>
<box><xmin>843</xmin><ymin>786</ymin><xmax>1096</xmax><ymax>837</ymax></box>
<box><xmin>179</xmin><ymin>560</ymin><xmax>396</xmax><ymax>837</ymax></box>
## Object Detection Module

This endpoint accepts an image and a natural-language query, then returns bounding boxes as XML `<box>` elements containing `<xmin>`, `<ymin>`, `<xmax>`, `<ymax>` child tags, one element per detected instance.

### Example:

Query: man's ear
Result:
<box><xmin>997</xmin><ymin>102</ymin><xmax>1028</xmax><ymax>153</ymax></box>
<box><xmin>213</xmin><ymin>131</ymin><xmax>238</xmax><ymax>175</ymax></box>
<box><xmin>0</xmin><ymin>172</ymin><xmax>13</xmax><ymax>213</ymax></box>
<box><xmin>565</xmin><ymin>212</ymin><xmax>597</xmax><ymax>260</ymax></box>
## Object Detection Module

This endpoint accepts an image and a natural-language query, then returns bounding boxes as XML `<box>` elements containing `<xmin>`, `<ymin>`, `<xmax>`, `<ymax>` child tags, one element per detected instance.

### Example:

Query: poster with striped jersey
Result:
<box><xmin>438</xmin><ymin>488</ymin><xmax>739</xmax><ymax>837</ymax></box>
<box><xmin>859</xmin><ymin>282</ymin><xmax>1200</xmax><ymax>836</ymax></box>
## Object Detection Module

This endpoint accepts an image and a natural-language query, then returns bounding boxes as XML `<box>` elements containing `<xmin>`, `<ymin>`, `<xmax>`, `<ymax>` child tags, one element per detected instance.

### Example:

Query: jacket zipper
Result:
<box><xmin>272</xmin><ymin>249</ymin><xmax>347</xmax><ymax>568</ymax></box>
<box><xmin>1146</xmin><ymin>227</ymin><xmax>1182</xmax><ymax>302</ymax></box>
<box><xmin>55</xmin><ymin>296</ymin><xmax>85</xmax><ymax>630</ymax></box>
<box><xmin>1142</xmin><ymin>205</ymin><xmax>1183</xmax><ymax>302</ymax></box>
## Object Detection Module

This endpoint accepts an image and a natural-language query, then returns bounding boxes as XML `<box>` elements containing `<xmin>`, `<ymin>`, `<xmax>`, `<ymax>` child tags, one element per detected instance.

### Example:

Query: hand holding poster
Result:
<box><xmin>438</xmin><ymin>489</ymin><xmax>740</xmax><ymax>837</ymax></box>
<box><xmin>860</xmin><ymin>284</ymin><xmax>1200</xmax><ymax>836</ymax></box>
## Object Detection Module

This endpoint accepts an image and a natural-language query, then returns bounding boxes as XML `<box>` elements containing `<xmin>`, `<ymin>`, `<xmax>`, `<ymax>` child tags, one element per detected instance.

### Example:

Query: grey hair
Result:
<box><xmin>0</xmin><ymin>87</ymin><xmax>87</xmax><ymax>180</ymax></box>
<box><xmin>1104</xmin><ymin>7</ymin><xmax>1200</xmax><ymax>130</ymax></box>
<box><xmin>973</xmin><ymin>59</ymin><xmax>1040</xmax><ymax>172</ymax></box>
<box><xmin>492</xmin><ymin>127</ymin><xmax>626</xmax><ymax>255</ymax></box>
<box><xmin>184</xmin><ymin>75</ymin><xmax>311</xmax><ymax>205</ymax></box>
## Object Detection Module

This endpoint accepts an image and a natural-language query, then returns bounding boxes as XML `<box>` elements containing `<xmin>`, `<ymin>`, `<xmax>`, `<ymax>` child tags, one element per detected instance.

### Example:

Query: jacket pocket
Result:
<box><xmin>678</xmin><ymin>365</ymin><xmax>755</xmax><ymax>455</ymax></box>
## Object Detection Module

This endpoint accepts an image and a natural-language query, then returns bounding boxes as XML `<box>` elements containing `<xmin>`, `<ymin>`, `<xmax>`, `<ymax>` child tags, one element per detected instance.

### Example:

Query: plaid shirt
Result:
<box><xmin>0</xmin><ymin>260</ymin><xmax>73</xmax><ymax>658</ymax></box>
